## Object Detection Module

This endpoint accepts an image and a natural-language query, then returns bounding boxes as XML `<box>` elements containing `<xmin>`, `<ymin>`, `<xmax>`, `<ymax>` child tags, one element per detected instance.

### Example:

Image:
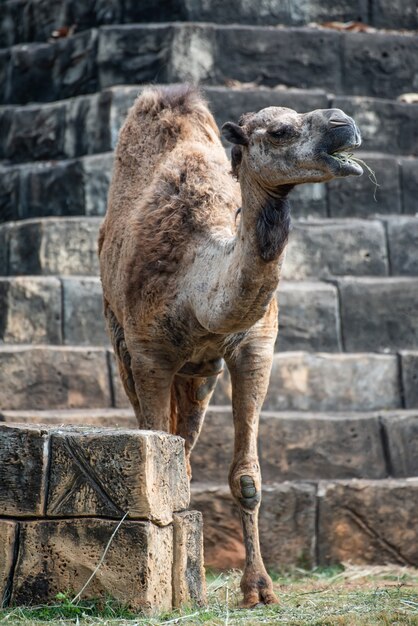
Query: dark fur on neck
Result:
<box><xmin>256</xmin><ymin>185</ymin><xmax>293</xmax><ymax>262</ymax></box>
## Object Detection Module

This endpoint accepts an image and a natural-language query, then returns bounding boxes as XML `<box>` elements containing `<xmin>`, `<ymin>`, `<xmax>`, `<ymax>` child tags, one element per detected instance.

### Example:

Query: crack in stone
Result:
<box><xmin>344</xmin><ymin>506</ymin><xmax>413</xmax><ymax>567</ymax></box>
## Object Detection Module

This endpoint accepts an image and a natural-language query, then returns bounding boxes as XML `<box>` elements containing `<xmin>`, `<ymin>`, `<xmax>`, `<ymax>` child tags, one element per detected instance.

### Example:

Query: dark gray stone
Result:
<box><xmin>400</xmin><ymin>158</ymin><xmax>418</xmax><ymax>214</ymax></box>
<box><xmin>342</xmin><ymin>32</ymin><xmax>418</xmax><ymax>99</ymax></box>
<box><xmin>7</xmin><ymin>41</ymin><xmax>59</xmax><ymax>104</ymax></box>
<box><xmin>54</xmin><ymin>29</ymin><xmax>98</xmax><ymax>100</ymax></box>
<box><xmin>277</xmin><ymin>281</ymin><xmax>341</xmax><ymax>352</ymax></box>
<box><xmin>328</xmin><ymin>154</ymin><xmax>401</xmax><ymax>218</ymax></box>
<box><xmin>0</xmin><ymin>49</ymin><xmax>11</xmax><ymax>104</ymax></box>
<box><xmin>380</xmin><ymin>412</ymin><xmax>418</xmax><ymax>477</ymax></box>
<box><xmin>19</xmin><ymin>159</ymin><xmax>85</xmax><ymax>219</ymax></box>
<box><xmin>66</xmin><ymin>91</ymin><xmax>112</xmax><ymax>157</ymax></box>
<box><xmin>0</xmin><ymin>165</ymin><xmax>20</xmax><ymax>223</ymax></box>
<box><xmin>338</xmin><ymin>278</ymin><xmax>418</xmax><ymax>352</ymax></box>
<box><xmin>214</xmin><ymin>26</ymin><xmax>342</xmax><ymax>92</ymax></box>
<box><xmin>371</xmin><ymin>0</ymin><xmax>418</xmax><ymax>30</ymax></box>
<box><xmin>62</xmin><ymin>277</ymin><xmax>108</xmax><ymax>345</ymax></box>
<box><xmin>400</xmin><ymin>351</ymin><xmax>418</xmax><ymax>409</ymax></box>
<box><xmin>317</xmin><ymin>479</ymin><xmax>418</xmax><ymax>566</ymax></box>
<box><xmin>0</xmin><ymin>223</ymin><xmax>10</xmax><ymax>274</ymax></box>
<box><xmin>26</xmin><ymin>0</ymin><xmax>68</xmax><ymax>43</ymax></box>
<box><xmin>98</xmin><ymin>25</ymin><xmax>174</xmax><ymax>90</ymax></box>
<box><xmin>283</xmin><ymin>219</ymin><xmax>388</xmax><ymax>280</ymax></box>
<box><xmin>82</xmin><ymin>152</ymin><xmax>113</xmax><ymax>216</ymax></box>
<box><xmin>387</xmin><ymin>216</ymin><xmax>418</xmax><ymax>275</ymax></box>
<box><xmin>0</xmin><ymin>346</ymin><xmax>111</xmax><ymax>410</ymax></box>
<box><xmin>0</xmin><ymin>277</ymin><xmax>62</xmax><ymax>344</ymax></box>
<box><xmin>106</xmin><ymin>86</ymin><xmax>139</xmax><ymax>149</ymax></box>
<box><xmin>3</xmin><ymin>102</ymin><xmax>67</xmax><ymax>162</ymax></box>
<box><xmin>331</xmin><ymin>96</ymin><xmax>418</xmax><ymax>156</ymax></box>
<box><xmin>8</xmin><ymin>217</ymin><xmax>101</xmax><ymax>275</ymax></box>
<box><xmin>290</xmin><ymin>183</ymin><xmax>328</xmax><ymax>219</ymax></box>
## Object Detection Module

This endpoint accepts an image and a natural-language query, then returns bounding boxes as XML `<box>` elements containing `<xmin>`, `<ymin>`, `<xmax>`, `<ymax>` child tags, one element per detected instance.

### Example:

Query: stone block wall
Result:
<box><xmin>0</xmin><ymin>424</ymin><xmax>205</xmax><ymax>610</ymax></box>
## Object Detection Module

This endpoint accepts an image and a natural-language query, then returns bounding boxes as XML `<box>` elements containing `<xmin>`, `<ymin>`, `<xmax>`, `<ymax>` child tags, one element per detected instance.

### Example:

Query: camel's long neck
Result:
<box><xmin>194</xmin><ymin>170</ymin><xmax>293</xmax><ymax>334</ymax></box>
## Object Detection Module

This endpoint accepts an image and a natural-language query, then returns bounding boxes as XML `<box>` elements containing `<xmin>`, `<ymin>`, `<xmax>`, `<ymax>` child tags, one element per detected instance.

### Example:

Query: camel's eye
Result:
<box><xmin>267</xmin><ymin>125</ymin><xmax>295</xmax><ymax>141</ymax></box>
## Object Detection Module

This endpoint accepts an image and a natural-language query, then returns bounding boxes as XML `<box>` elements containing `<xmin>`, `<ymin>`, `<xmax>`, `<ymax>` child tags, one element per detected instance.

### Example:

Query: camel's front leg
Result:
<box><xmin>226</xmin><ymin>332</ymin><xmax>278</xmax><ymax>607</ymax></box>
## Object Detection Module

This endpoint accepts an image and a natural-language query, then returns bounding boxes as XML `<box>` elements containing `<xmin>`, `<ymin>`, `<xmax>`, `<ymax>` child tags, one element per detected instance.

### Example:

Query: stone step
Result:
<box><xmin>2</xmin><ymin>275</ymin><xmax>418</xmax><ymax>354</ymax></box>
<box><xmin>0</xmin><ymin>346</ymin><xmax>417</xmax><ymax>411</ymax></box>
<box><xmin>1</xmin><ymin>25</ymin><xmax>418</xmax><ymax>105</ymax></box>
<box><xmin>1</xmin><ymin>86</ymin><xmax>417</xmax><ymax>164</ymax></box>
<box><xmin>1</xmin><ymin>0</ymin><xmax>416</xmax><ymax>48</ymax></box>
<box><xmin>0</xmin><ymin>149</ymin><xmax>416</xmax><ymax>223</ymax></box>
<box><xmin>3</xmin><ymin>216</ymin><xmax>416</xmax><ymax>281</ymax></box>
<box><xmin>190</xmin><ymin>478</ymin><xmax>418</xmax><ymax>569</ymax></box>
<box><xmin>2</xmin><ymin>407</ymin><xmax>416</xmax><ymax>480</ymax></box>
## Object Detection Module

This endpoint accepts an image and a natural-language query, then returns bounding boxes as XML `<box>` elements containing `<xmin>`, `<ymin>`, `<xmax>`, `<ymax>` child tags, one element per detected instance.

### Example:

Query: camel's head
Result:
<box><xmin>222</xmin><ymin>106</ymin><xmax>362</xmax><ymax>187</ymax></box>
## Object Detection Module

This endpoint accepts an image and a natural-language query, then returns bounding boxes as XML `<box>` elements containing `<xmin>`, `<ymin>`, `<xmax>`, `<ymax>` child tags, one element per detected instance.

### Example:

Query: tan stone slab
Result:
<box><xmin>173</xmin><ymin>511</ymin><xmax>206</xmax><ymax>608</ymax></box>
<box><xmin>0</xmin><ymin>520</ymin><xmax>17</xmax><ymax>604</ymax></box>
<box><xmin>0</xmin><ymin>409</ymin><xmax>136</xmax><ymax>428</ymax></box>
<box><xmin>47</xmin><ymin>427</ymin><xmax>190</xmax><ymax>525</ymax></box>
<box><xmin>0</xmin><ymin>346</ymin><xmax>111</xmax><ymax>410</ymax></box>
<box><xmin>191</xmin><ymin>482</ymin><xmax>316</xmax><ymax>570</ymax></box>
<box><xmin>317</xmin><ymin>479</ymin><xmax>418</xmax><ymax>567</ymax></box>
<box><xmin>11</xmin><ymin>518</ymin><xmax>173</xmax><ymax>610</ymax></box>
<box><xmin>0</xmin><ymin>424</ymin><xmax>49</xmax><ymax>516</ymax></box>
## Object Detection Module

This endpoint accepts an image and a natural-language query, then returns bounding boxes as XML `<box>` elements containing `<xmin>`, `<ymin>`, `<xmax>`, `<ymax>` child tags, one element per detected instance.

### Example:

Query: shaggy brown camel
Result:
<box><xmin>99</xmin><ymin>84</ymin><xmax>362</xmax><ymax>607</ymax></box>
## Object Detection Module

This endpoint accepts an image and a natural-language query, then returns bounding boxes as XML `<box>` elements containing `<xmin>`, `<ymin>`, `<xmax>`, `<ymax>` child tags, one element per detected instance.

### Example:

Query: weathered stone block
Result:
<box><xmin>380</xmin><ymin>412</ymin><xmax>418</xmax><ymax>478</ymax></box>
<box><xmin>54</xmin><ymin>29</ymin><xmax>98</xmax><ymax>100</ymax></box>
<box><xmin>192</xmin><ymin>408</ymin><xmax>386</xmax><ymax>483</ymax></box>
<box><xmin>0</xmin><ymin>424</ymin><xmax>49</xmax><ymax>516</ymax></box>
<box><xmin>0</xmin><ymin>49</ymin><xmax>11</xmax><ymax>105</ymax></box>
<box><xmin>400</xmin><ymin>351</ymin><xmax>418</xmax><ymax>409</ymax></box>
<box><xmin>371</xmin><ymin>0</ymin><xmax>418</xmax><ymax>30</ymax></box>
<box><xmin>0</xmin><ymin>346</ymin><xmax>111</xmax><ymax>410</ymax></box>
<box><xmin>283</xmin><ymin>219</ymin><xmax>388</xmax><ymax>280</ymax></box>
<box><xmin>0</xmin><ymin>520</ymin><xmax>17</xmax><ymax>605</ymax></box>
<box><xmin>0</xmin><ymin>165</ymin><xmax>20</xmax><ymax>222</ymax></box>
<box><xmin>172</xmin><ymin>511</ymin><xmax>206</xmax><ymax>607</ymax></box>
<box><xmin>259</xmin><ymin>412</ymin><xmax>386</xmax><ymax>481</ymax></box>
<box><xmin>0</xmin><ymin>277</ymin><xmax>62</xmax><ymax>344</ymax></box>
<box><xmin>64</xmin><ymin>92</ymin><xmax>111</xmax><ymax>158</ymax></box>
<box><xmin>328</xmin><ymin>154</ymin><xmax>401</xmax><ymax>217</ymax></box>
<box><xmin>338</xmin><ymin>278</ymin><xmax>418</xmax><ymax>352</ymax></box>
<box><xmin>214</xmin><ymin>26</ymin><xmax>342</xmax><ymax>92</ymax></box>
<box><xmin>387</xmin><ymin>216</ymin><xmax>418</xmax><ymax>275</ymax></box>
<box><xmin>98</xmin><ymin>25</ymin><xmax>173</xmax><ymax>90</ymax></box>
<box><xmin>83</xmin><ymin>152</ymin><xmax>114</xmax><ymax>216</ymax></box>
<box><xmin>342</xmin><ymin>32</ymin><xmax>418</xmax><ymax>99</ymax></box>
<box><xmin>264</xmin><ymin>352</ymin><xmax>400</xmax><ymax>411</ymax></box>
<box><xmin>107</xmin><ymin>86</ymin><xmax>139</xmax><ymax>148</ymax></box>
<box><xmin>62</xmin><ymin>277</ymin><xmax>108</xmax><ymax>345</ymax></box>
<box><xmin>331</xmin><ymin>96</ymin><xmax>418</xmax><ymax>156</ymax></box>
<box><xmin>190</xmin><ymin>482</ymin><xmax>316</xmax><ymax>570</ymax></box>
<box><xmin>19</xmin><ymin>159</ymin><xmax>85</xmax><ymax>219</ymax></box>
<box><xmin>9</xmin><ymin>217</ymin><xmax>101</xmax><ymax>275</ymax></box>
<box><xmin>277</xmin><ymin>281</ymin><xmax>341</xmax><ymax>352</ymax></box>
<box><xmin>0</xmin><ymin>408</ymin><xmax>136</xmax><ymax>428</ymax></box>
<box><xmin>3</xmin><ymin>102</ymin><xmax>67</xmax><ymax>162</ymax></box>
<box><xmin>8</xmin><ymin>41</ymin><xmax>59</xmax><ymax>104</ymax></box>
<box><xmin>47</xmin><ymin>427</ymin><xmax>189</xmax><ymax>524</ymax></box>
<box><xmin>290</xmin><ymin>182</ymin><xmax>328</xmax><ymax>219</ymax></box>
<box><xmin>317</xmin><ymin>479</ymin><xmax>418</xmax><ymax>566</ymax></box>
<box><xmin>169</xmin><ymin>23</ymin><xmax>216</xmax><ymax>84</ymax></box>
<box><xmin>400</xmin><ymin>158</ymin><xmax>418</xmax><ymax>214</ymax></box>
<box><xmin>11</xmin><ymin>518</ymin><xmax>173</xmax><ymax>610</ymax></box>
<box><xmin>0</xmin><ymin>223</ymin><xmax>10</xmax><ymax>274</ymax></box>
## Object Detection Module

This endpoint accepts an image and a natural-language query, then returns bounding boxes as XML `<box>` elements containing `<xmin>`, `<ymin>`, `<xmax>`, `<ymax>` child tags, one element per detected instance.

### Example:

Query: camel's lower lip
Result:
<box><xmin>323</xmin><ymin>150</ymin><xmax>363</xmax><ymax>177</ymax></box>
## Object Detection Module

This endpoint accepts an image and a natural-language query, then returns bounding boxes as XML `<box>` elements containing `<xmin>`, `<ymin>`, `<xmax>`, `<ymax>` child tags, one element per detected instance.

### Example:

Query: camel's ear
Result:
<box><xmin>222</xmin><ymin>122</ymin><xmax>249</xmax><ymax>146</ymax></box>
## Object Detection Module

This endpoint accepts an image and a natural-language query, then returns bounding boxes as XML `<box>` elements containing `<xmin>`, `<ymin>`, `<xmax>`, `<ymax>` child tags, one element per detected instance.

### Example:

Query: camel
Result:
<box><xmin>98</xmin><ymin>84</ymin><xmax>362</xmax><ymax>607</ymax></box>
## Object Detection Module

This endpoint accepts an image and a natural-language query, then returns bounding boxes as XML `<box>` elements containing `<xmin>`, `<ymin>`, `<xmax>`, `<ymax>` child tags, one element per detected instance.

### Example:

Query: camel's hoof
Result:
<box><xmin>240</xmin><ymin>587</ymin><xmax>279</xmax><ymax>608</ymax></box>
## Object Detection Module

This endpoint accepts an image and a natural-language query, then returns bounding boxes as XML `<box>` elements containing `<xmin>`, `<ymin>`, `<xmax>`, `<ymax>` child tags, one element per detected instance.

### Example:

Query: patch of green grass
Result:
<box><xmin>1</xmin><ymin>565</ymin><xmax>418</xmax><ymax>625</ymax></box>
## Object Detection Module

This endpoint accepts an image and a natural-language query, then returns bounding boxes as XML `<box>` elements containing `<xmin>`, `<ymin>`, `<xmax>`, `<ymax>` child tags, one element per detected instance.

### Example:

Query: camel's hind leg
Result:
<box><xmin>171</xmin><ymin>374</ymin><xmax>218</xmax><ymax>478</ymax></box>
<box><xmin>104</xmin><ymin>306</ymin><xmax>142</xmax><ymax>418</ymax></box>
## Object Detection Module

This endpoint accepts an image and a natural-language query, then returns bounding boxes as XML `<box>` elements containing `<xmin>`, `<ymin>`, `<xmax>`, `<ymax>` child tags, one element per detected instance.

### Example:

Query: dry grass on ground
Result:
<box><xmin>1</xmin><ymin>564</ymin><xmax>418</xmax><ymax>625</ymax></box>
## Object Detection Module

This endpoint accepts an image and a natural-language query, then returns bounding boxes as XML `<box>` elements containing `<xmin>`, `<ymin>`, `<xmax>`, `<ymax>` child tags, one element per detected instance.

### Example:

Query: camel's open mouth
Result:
<box><xmin>324</xmin><ymin>145</ymin><xmax>364</xmax><ymax>177</ymax></box>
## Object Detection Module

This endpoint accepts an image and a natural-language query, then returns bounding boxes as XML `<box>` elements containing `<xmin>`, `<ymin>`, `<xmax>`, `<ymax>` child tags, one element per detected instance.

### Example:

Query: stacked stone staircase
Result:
<box><xmin>1</xmin><ymin>0</ymin><xmax>418</xmax><ymax>571</ymax></box>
